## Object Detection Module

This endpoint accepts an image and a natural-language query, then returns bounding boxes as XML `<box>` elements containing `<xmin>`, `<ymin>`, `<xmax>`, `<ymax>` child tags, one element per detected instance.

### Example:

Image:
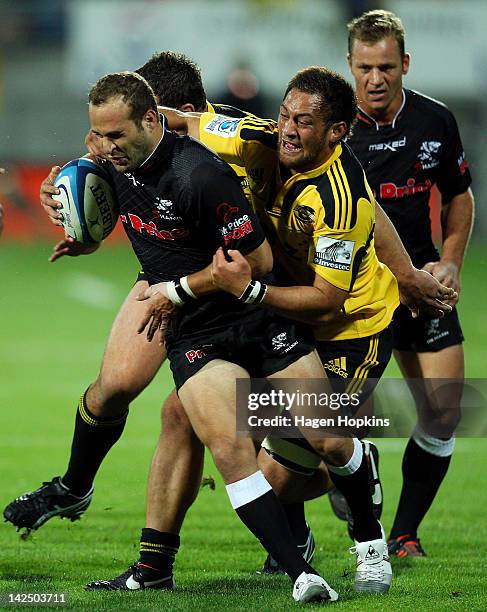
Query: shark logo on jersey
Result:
<box><xmin>314</xmin><ymin>237</ymin><xmax>354</xmax><ymax>271</ymax></box>
<box><xmin>204</xmin><ymin>115</ymin><xmax>242</xmax><ymax>138</ymax></box>
<box><xmin>271</xmin><ymin>332</ymin><xmax>298</xmax><ymax>353</ymax></box>
<box><xmin>418</xmin><ymin>141</ymin><xmax>442</xmax><ymax>169</ymax></box>
<box><xmin>153</xmin><ymin>197</ymin><xmax>182</xmax><ymax>221</ymax></box>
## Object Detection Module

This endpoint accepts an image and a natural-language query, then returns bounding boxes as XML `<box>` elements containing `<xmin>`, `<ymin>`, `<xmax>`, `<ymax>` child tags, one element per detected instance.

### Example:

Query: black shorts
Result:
<box><xmin>166</xmin><ymin>310</ymin><xmax>315</xmax><ymax>390</ymax></box>
<box><xmin>261</xmin><ymin>326</ymin><xmax>393</xmax><ymax>475</ymax></box>
<box><xmin>392</xmin><ymin>304</ymin><xmax>464</xmax><ymax>352</ymax></box>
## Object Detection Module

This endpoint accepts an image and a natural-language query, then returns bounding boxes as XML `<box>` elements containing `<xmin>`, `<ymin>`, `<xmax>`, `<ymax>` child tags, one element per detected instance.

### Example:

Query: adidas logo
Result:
<box><xmin>323</xmin><ymin>357</ymin><xmax>348</xmax><ymax>378</ymax></box>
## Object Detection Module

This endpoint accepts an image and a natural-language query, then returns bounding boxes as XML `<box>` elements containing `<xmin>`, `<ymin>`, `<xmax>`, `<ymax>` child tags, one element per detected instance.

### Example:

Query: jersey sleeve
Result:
<box><xmin>436</xmin><ymin>109</ymin><xmax>472</xmax><ymax>203</ymax></box>
<box><xmin>181</xmin><ymin>161</ymin><xmax>266</xmax><ymax>255</ymax></box>
<box><xmin>199</xmin><ymin>113</ymin><xmax>277</xmax><ymax>169</ymax></box>
<box><xmin>307</xmin><ymin>174</ymin><xmax>375</xmax><ymax>292</ymax></box>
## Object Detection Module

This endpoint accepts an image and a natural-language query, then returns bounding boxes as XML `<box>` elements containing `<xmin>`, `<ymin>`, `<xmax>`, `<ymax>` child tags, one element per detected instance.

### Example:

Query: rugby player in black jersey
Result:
<box><xmin>82</xmin><ymin>70</ymin><xmax>341</xmax><ymax>602</ymax></box>
<box><xmin>3</xmin><ymin>52</ymin><xmax>256</xmax><ymax>540</ymax></box>
<box><xmin>342</xmin><ymin>10</ymin><xmax>474</xmax><ymax>558</ymax></box>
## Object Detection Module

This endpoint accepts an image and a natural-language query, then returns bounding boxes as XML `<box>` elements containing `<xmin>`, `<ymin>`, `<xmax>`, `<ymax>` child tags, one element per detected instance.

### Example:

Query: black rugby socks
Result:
<box><xmin>390</xmin><ymin>437</ymin><xmax>451</xmax><ymax>538</ymax></box>
<box><xmin>62</xmin><ymin>391</ymin><xmax>128</xmax><ymax>496</ymax></box>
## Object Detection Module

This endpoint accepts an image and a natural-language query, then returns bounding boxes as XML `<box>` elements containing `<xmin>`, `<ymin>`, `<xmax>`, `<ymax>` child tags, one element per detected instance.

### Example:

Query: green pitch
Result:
<box><xmin>0</xmin><ymin>244</ymin><xmax>486</xmax><ymax>611</ymax></box>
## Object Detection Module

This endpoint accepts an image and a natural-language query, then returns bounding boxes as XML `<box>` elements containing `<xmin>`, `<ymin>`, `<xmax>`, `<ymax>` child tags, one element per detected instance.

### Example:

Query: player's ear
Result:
<box><xmin>329</xmin><ymin>121</ymin><xmax>347</xmax><ymax>144</ymax></box>
<box><xmin>144</xmin><ymin>109</ymin><xmax>159</xmax><ymax>129</ymax></box>
<box><xmin>402</xmin><ymin>53</ymin><xmax>410</xmax><ymax>76</ymax></box>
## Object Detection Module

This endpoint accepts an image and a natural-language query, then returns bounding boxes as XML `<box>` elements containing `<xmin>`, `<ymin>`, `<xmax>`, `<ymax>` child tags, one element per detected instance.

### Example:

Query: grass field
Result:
<box><xmin>1</xmin><ymin>243</ymin><xmax>486</xmax><ymax>611</ymax></box>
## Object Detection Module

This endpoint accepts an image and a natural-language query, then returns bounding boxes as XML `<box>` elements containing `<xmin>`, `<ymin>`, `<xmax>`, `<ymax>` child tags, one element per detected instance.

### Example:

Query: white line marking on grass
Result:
<box><xmin>63</xmin><ymin>271</ymin><xmax>121</xmax><ymax>309</ymax></box>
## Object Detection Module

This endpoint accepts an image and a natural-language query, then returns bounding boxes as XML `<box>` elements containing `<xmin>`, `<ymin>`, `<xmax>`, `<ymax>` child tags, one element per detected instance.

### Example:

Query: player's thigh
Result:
<box><xmin>178</xmin><ymin>359</ymin><xmax>257</xmax><ymax>479</ymax></box>
<box><xmin>98</xmin><ymin>281</ymin><xmax>166</xmax><ymax>395</ymax></box>
<box><xmin>178</xmin><ymin>359</ymin><xmax>249</xmax><ymax>446</ymax></box>
<box><xmin>267</xmin><ymin>349</ymin><xmax>325</xmax><ymax>380</ymax></box>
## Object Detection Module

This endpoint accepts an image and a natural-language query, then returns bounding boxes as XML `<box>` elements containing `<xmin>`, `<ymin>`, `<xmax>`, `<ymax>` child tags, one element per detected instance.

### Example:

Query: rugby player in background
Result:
<box><xmin>340</xmin><ymin>10</ymin><xmax>474</xmax><ymax>557</ymax></box>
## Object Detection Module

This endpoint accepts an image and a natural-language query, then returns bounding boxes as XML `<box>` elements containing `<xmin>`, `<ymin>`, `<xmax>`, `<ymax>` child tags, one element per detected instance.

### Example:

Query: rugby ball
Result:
<box><xmin>53</xmin><ymin>158</ymin><xmax>118</xmax><ymax>244</ymax></box>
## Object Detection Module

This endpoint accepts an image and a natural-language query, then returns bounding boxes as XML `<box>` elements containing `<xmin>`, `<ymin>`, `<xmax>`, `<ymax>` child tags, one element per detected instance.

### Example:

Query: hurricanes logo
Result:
<box><xmin>323</xmin><ymin>357</ymin><xmax>348</xmax><ymax>378</ymax></box>
<box><xmin>295</xmin><ymin>205</ymin><xmax>315</xmax><ymax>224</ymax></box>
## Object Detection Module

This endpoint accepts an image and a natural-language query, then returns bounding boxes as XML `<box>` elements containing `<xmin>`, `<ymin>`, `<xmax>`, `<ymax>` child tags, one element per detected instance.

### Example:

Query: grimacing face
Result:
<box><xmin>277</xmin><ymin>89</ymin><xmax>333</xmax><ymax>174</ymax></box>
<box><xmin>88</xmin><ymin>96</ymin><xmax>159</xmax><ymax>172</ymax></box>
<box><xmin>348</xmin><ymin>35</ymin><xmax>410</xmax><ymax>124</ymax></box>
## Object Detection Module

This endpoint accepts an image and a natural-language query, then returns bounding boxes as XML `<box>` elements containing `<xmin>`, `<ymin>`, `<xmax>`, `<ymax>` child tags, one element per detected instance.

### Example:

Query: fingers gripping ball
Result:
<box><xmin>53</xmin><ymin>158</ymin><xmax>118</xmax><ymax>244</ymax></box>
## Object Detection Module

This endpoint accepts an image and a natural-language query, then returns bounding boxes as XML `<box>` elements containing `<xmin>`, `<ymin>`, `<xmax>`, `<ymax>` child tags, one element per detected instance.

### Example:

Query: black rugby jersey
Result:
<box><xmin>102</xmin><ymin>122</ymin><xmax>266</xmax><ymax>333</ymax></box>
<box><xmin>347</xmin><ymin>89</ymin><xmax>472</xmax><ymax>268</ymax></box>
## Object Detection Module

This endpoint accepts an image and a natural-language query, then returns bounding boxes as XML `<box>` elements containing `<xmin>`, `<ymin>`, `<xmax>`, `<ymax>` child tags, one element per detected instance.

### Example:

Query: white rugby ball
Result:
<box><xmin>53</xmin><ymin>158</ymin><xmax>118</xmax><ymax>244</ymax></box>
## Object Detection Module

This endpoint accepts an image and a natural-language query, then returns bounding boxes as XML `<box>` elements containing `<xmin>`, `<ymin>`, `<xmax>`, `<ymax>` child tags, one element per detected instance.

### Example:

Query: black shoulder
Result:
<box><xmin>171</xmin><ymin>136</ymin><xmax>231</xmax><ymax>190</ymax></box>
<box><xmin>406</xmin><ymin>89</ymin><xmax>457</xmax><ymax>123</ymax></box>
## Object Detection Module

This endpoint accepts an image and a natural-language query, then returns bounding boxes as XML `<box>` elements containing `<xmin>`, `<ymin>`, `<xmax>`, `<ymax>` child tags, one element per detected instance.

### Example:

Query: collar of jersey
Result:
<box><xmin>357</xmin><ymin>89</ymin><xmax>406</xmax><ymax>130</ymax></box>
<box><xmin>282</xmin><ymin>142</ymin><xmax>342</xmax><ymax>186</ymax></box>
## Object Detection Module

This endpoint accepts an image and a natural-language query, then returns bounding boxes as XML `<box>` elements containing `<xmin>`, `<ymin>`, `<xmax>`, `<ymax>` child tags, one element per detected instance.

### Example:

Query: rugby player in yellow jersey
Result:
<box><xmin>156</xmin><ymin>66</ymin><xmax>396</xmax><ymax>592</ymax></box>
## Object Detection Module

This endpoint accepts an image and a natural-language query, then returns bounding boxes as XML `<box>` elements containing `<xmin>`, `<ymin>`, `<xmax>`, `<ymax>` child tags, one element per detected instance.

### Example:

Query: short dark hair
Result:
<box><xmin>347</xmin><ymin>10</ymin><xmax>405</xmax><ymax>56</ymax></box>
<box><xmin>88</xmin><ymin>71</ymin><xmax>158</xmax><ymax>126</ymax></box>
<box><xmin>136</xmin><ymin>51</ymin><xmax>207</xmax><ymax>111</ymax></box>
<box><xmin>284</xmin><ymin>66</ymin><xmax>357</xmax><ymax>136</ymax></box>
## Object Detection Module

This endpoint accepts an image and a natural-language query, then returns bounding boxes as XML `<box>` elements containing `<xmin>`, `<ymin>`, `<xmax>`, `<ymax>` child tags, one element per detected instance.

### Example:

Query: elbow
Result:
<box><xmin>252</xmin><ymin>242</ymin><xmax>273</xmax><ymax>278</ymax></box>
<box><xmin>256</xmin><ymin>257</ymin><xmax>273</xmax><ymax>278</ymax></box>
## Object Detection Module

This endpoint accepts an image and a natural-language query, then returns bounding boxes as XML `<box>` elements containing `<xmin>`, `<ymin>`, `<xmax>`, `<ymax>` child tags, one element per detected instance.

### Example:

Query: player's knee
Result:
<box><xmin>210</xmin><ymin>438</ymin><xmax>253</xmax><ymax>480</ymax></box>
<box><xmin>87</xmin><ymin>375</ymin><xmax>141</xmax><ymax>415</ymax></box>
<box><xmin>307</xmin><ymin>436</ymin><xmax>350</xmax><ymax>465</ymax></box>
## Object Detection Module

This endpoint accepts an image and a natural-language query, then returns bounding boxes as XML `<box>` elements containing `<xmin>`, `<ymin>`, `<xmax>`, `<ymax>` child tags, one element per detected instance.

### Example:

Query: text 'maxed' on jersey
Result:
<box><xmin>347</xmin><ymin>89</ymin><xmax>472</xmax><ymax>268</ymax></box>
<box><xmin>199</xmin><ymin>113</ymin><xmax>399</xmax><ymax>341</ymax></box>
<box><xmin>102</xmin><ymin>123</ymin><xmax>266</xmax><ymax>334</ymax></box>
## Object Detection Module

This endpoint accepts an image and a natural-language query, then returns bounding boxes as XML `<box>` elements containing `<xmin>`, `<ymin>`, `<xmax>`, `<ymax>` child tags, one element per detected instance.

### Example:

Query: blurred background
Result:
<box><xmin>0</xmin><ymin>0</ymin><xmax>486</xmax><ymax>241</ymax></box>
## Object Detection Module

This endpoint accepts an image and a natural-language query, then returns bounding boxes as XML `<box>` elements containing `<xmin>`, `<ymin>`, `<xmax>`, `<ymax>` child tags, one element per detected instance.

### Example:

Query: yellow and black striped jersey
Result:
<box><xmin>199</xmin><ymin>113</ymin><xmax>399</xmax><ymax>341</ymax></box>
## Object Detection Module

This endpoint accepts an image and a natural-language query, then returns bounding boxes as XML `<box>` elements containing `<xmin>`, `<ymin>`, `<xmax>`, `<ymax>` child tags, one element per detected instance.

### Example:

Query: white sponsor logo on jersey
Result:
<box><xmin>204</xmin><ymin>115</ymin><xmax>242</xmax><ymax>138</ymax></box>
<box><xmin>369</xmin><ymin>136</ymin><xmax>406</xmax><ymax>152</ymax></box>
<box><xmin>314</xmin><ymin>237</ymin><xmax>355</xmax><ymax>271</ymax></box>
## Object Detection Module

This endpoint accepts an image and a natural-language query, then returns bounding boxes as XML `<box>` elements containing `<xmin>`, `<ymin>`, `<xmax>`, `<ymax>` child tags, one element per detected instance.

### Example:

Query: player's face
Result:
<box><xmin>89</xmin><ymin>96</ymin><xmax>160</xmax><ymax>172</ymax></box>
<box><xmin>277</xmin><ymin>89</ymin><xmax>333</xmax><ymax>173</ymax></box>
<box><xmin>348</xmin><ymin>36</ymin><xmax>410</xmax><ymax>124</ymax></box>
